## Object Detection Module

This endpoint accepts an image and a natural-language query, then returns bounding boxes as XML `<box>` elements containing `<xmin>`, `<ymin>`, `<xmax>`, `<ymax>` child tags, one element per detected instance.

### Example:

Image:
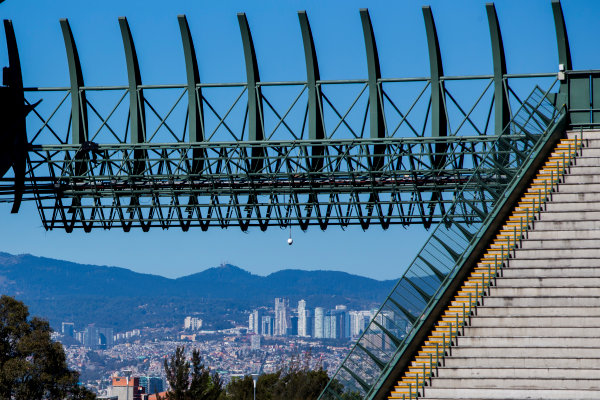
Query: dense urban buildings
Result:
<box><xmin>58</xmin><ymin>296</ymin><xmax>378</xmax><ymax>396</ymax></box>
<box><xmin>249</xmin><ymin>298</ymin><xmax>376</xmax><ymax>340</ymax></box>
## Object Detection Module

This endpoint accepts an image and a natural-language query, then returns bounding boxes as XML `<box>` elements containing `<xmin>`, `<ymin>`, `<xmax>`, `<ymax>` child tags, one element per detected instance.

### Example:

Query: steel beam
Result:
<box><xmin>551</xmin><ymin>0</ymin><xmax>571</xmax><ymax>101</ymax></box>
<box><xmin>2</xmin><ymin>20</ymin><xmax>26</xmax><ymax>213</ymax></box>
<box><xmin>359</xmin><ymin>9</ymin><xmax>384</xmax><ymax>140</ymax></box>
<box><xmin>422</xmin><ymin>7</ymin><xmax>446</xmax><ymax>139</ymax></box>
<box><xmin>119</xmin><ymin>17</ymin><xmax>147</xmax><ymax>231</ymax></box>
<box><xmin>360</xmin><ymin>9</ymin><xmax>385</xmax><ymax>171</ymax></box>
<box><xmin>237</xmin><ymin>13</ymin><xmax>264</xmax><ymax>172</ymax></box>
<box><xmin>119</xmin><ymin>17</ymin><xmax>145</xmax><ymax>146</ymax></box>
<box><xmin>298</xmin><ymin>11</ymin><xmax>325</xmax><ymax>171</ymax></box>
<box><xmin>422</xmin><ymin>6</ymin><xmax>447</xmax><ymax>174</ymax></box>
<box><xmin>551</xmin><ymin>0</ymin><xmax>572</xmax><ymax>72</ymax></box>
<box><xmin>485</xmin><ymin>4</ymin><xmax>509</xmax><ymax>135</ymax></box>
<box><xmin>422</xmin><ymin>7</ymin><xmax>447</xmax><ymax>228</ymax></box>
<box><xmin>60</xmin><ymin>19</ymin><xmax>88</xmax><ymax>145</ymax></box>
<box><xmin>178</xmin><ymin>15</ymin><xmax>205</xmax><ymax>172</ymax></box>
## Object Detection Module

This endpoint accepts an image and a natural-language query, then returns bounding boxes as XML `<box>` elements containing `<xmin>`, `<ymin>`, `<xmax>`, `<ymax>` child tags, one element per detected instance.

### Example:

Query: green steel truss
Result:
<box><xmin>0</xmin><ymin>2</ymin><xmax>579</xmax><ymax>231</ymax></box>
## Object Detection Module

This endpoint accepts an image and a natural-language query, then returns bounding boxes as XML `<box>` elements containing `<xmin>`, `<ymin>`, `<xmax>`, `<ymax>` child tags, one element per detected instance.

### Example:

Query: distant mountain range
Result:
<box><xmin>0</xmin><ymin>252</ymin><xmax>397</xmax><ymax>332</ymax></box>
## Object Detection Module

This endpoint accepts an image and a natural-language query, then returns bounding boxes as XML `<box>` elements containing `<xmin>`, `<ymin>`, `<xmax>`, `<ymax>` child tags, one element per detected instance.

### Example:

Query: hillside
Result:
<box><xmin>0</xmin><ymin>252</ymin><xmax>397</xmax><ymax>331</ymax></box>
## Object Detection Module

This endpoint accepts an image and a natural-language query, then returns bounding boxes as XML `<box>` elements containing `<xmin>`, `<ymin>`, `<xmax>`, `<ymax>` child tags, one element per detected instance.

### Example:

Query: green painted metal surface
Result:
<box><xmin>0</xmin><ymin>0</ymin><xmax>597</xmax><ymax>231</ymax></box>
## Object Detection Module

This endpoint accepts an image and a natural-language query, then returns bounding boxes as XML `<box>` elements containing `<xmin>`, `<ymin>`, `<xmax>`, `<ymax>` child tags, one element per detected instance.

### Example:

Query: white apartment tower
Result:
<box><xmin>314</xmin><ymin>307</ymin><xmax>324</xmax><ymax>338</ymax></box>
<box><xmin>298</xmin><ymin>300</ymin><xmax>308</xmax><ymax>337</ymax></box>
<box><xmin>184</xmin><ymin>316</ymin><xmax>203</xmax><ymax>331</ymax></box>
<box><xmin>252</xmin><ymin>309</ymin><xmax>263</xmax><ymax>334</ymax></box>
<box><xmin>274</xmin><ymin>298</ymin><xmax>290</xmax><ymax>336</ymax></box>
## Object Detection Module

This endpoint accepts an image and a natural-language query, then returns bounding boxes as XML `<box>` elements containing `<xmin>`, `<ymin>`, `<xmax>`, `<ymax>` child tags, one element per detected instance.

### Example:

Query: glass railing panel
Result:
<box><xmin>320</xmin><ymin>81</ymin><xmax>563</xmax><ymax>400</ymax></box>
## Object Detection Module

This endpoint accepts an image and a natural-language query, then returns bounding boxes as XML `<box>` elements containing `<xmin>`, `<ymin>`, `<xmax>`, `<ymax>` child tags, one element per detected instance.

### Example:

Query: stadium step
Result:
<box><xmin>388</xmin><ymin>130</ymin><xmax>600</xmax><ymax>399</ymax></box>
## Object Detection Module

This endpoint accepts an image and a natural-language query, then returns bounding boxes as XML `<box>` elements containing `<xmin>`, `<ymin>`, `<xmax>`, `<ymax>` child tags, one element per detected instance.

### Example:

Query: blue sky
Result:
<box><xmin>0</xmin><ymin>0</ymin><xmax>598</xmax><ymax>280</ymax></box>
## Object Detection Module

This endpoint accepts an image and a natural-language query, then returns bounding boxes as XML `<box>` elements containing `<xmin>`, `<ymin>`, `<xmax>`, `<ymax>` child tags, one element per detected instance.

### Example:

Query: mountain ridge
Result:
<box><xmin>0</xmin><ymin>252</ymin><xmax>397</xmax><ymax>331</ymax></box>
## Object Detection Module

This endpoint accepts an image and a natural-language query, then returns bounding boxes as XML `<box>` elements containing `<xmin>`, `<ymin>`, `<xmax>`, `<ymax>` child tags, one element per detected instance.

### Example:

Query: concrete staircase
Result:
<box><xmin>389</xmin><ymin>130</ymin><xmax>600</xmax><ymax>400</ymax></box>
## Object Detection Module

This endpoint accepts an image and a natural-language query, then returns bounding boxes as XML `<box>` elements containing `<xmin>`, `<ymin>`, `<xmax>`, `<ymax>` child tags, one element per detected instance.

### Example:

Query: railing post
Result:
<box><xmin>513</xmin><ymin>225</ymin><xmax>517</xmax><ymax>256</ymax></box>
<box><xmin>494</xmin><ymin>254</ymin><xmax>498</xmax><ymax>285</ymax></box>
<box><xmin>469</xmin><ymin>292</ymin><xmax>472</xmax><ymax>320</ymax></box>
<box><xmin>442</xmin><ymin>332</ymin><xmax>446</xmax><ymax>366</ymax></box>
<box><xmin>436</xmin><ymin>342</ymin><xmax>439</xmax><ymax>375</ymax></box>
<box><xmin>429</xmin><ymin>352</ymin><xmax>433</xmax><ymax>383</ymax></box>
<box><xmin>482</xmin><ymin>270</ymin><xmax>485</xmax><ymax>296</ymax></box>
<box><xmin>520</xmin><ymin>216</ymin><xmax>524</xmax><ymax>244</ymax></box>
<box><xmin>462</xmin><ymin>302</ymin><xmax>466</xmax><ymax>335</ymax></box>
<box><xmin>568</xmin><ymin>142</ymin><xmax>572</xmax><ymax>172</ymax></box>
<box><xmin>449</xmin><ymin>322</ymin><xmax>453</xmax><ymax>356</ymax></box>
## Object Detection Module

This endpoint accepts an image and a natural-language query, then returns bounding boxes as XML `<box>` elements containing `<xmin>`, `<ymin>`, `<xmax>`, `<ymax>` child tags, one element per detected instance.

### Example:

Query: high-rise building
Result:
<box><xmin>261</xmin><ymin>316</ymin><xmax>274</xmax><ymax>336</ymax></box>
<box><xmin>184</xmin><ymin>316</ymin><xmax>203</xmax><ymax>331</ymax></box>
<box><xmin>305</xmin><ymin>309</ymin><xmax>313</xmax><ymax>337</ymax></box>
<box><xmin>83</xmin><ymin>325</ymin><xmax>96</xmax><ymax>348</ymax></box>
<box><xmin>250</xmin><ymin>334</ymin><xmax>261</xmax><ymax>350</ymax></box>
<box><xmin>98</xmin><ymin>327</ymin><xmax>114</xmax><ymax>349</ymax></box>
<box><xmin>83</xmin><ymin>325</ymin><xmax>114</xmax><ymax>349</ymax></box>
<box><xmin>248</xmin><ymin>313</ymin><xmax>255</xmax><ymax>332</ymax></box>
<box><xmin>349</xmin><ymin>310</ymin><xmax>372</xmax><ymax>337</ymax></box>
<box><xmin>314</xmin><ymin>307</ymin><xmax>324</xmax><ymax>338</ymax></box>
<box><xmin>323</xmin><ymin>314</ymin><xmax>332</xmax><ymax>338</ymax></box>
<box><xmin>297</xmin><ymin>300</ymin><xmax>307</xmax><ymax>337</ymax></box>
<box><xmin>321</xmin><ymin>309</ymin><xmax>349</xmax><ymax>339</ymax></box>
<box><xmin>252</xmin><ymin>309</ymin><xmax>264</xmax><ymax>334</ymax></box>
<box><xmin>290</xmin><ymin>316</ymin><xmax>298</xmax><ymax>336</ymax></box>
<box><xmin>61</xmin><ymin>322</ymin><xmax>74</xmax><ymax>337</ymax></box>
<box><xmin>274</xmin><ymin>298</ymin><xmax>290</xmax><ymax>336</ymax></box>
<box><xmin>139</xmin><ymin>376</ymin><xmax>163</xmax><ymax>395</ymax></box>
<box><xmin>333</xmin><ymin>308</ymin><xmax>350</xmax><ymax>339</ymax></box>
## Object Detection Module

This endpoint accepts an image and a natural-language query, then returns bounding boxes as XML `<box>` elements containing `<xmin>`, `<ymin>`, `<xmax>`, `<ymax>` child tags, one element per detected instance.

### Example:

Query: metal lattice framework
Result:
<box><xmin>0</xmin><ymin>2</ymin><xmax>578</xmax><ymax>231</ymax></box>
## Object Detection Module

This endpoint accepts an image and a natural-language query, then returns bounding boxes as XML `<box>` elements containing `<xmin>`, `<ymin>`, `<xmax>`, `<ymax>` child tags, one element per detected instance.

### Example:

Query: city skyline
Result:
<box><xmin>248</xmin><ymin>297</ymin><xmax>387</xmax><ymax>341</ymax></box>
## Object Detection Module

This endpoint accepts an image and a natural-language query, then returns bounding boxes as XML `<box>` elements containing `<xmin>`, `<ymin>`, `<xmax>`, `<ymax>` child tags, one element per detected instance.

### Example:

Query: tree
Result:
<box><xmin>0</xmin><ymin>295</ymin><xmax>96</xmax><ymax>400</ymax></box>
<box><xmin>163</xmin><ymin>345</ymin><xmax>224</xmax><ymax>400</ymax></box>
<box><xmin>189</xmin><ymin>349</ymin><xmax>223</xmax><ymax>400</ymax></box>
<box><xmin>223</xmin><ymin>367</ymin><xmax>330</xmax><ymax>400</ymax></box>
<box><xmin>271</xmin><ymin>368</ymin><xmax>330</xmax><ymax>400</ymax></box>
<box><xmin>164</xmin><ymin>346</ymin><xmax>190</xmax><ymax>400</ymax></box>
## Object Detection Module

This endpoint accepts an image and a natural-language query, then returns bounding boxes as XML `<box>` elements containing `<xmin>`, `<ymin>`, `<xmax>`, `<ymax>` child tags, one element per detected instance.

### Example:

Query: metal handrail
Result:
<box><xmin>394</xmin><ymin>132</ymin><xmax>583</xmax><ymax>399</ymax></box>
<box><xmin>319</xmin><ymin>83</ymin><xmax>564</xmax><ymax>400</ymax></box>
